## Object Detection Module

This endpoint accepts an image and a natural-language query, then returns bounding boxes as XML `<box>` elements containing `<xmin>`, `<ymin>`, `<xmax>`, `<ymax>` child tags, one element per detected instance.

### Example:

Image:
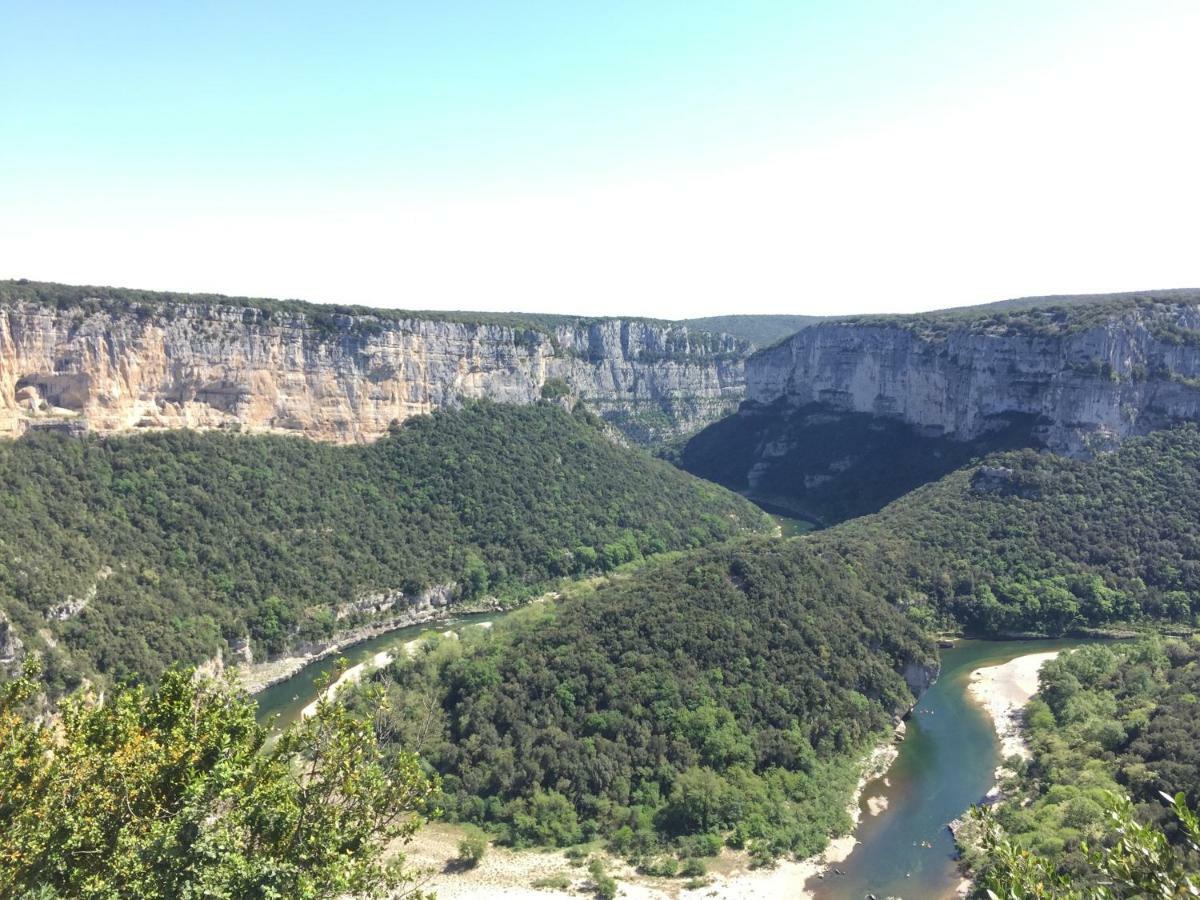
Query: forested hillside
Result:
<box><xmin>961</xmin><ymin>638</ymin><xmax>1200</xmax><ymax>893</ymax></box>
<box><xmin>362</xmin><ymin>538</ymin><xmax>934</xmax><ymax>864</ymax></box>
<box><xmin>350</xmin><ymin>424</ymin><xmax>1200</xmax><ymax>871</ymax></box>
<box><xmin>838</xmin><ymin>288</ymin><xmax>1200</xmax><ymax>342</ymax></box>
<box><xmin>821</xmin><ymin>425</ymin><xmax>1200</xmax><ymax>634</ymax></box>
<box><xmin>0</xmin><ymin>401</ymin><xmax>768</xmax><ymax>691</ymax></box>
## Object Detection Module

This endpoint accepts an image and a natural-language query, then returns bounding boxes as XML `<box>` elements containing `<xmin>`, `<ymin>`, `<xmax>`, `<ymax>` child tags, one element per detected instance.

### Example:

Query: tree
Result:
<box><xmin>661</xmin><ymin>767</ymin><xmax>729</xmax><ymax>834</ymax></box>
<box><xmin>511</xmin><ymin>790</ymin><xmax>582</xmax><ymax>847</ymax></box>
<box><xmin>456</xmin><ymin>826</ymin><xmax>488</xmax><ymax>868</ymax></box>
<box><xmin>0</xmin><ymin>660</ymin><xmax>437</xmax><ymax>899</ymax></box>
<box><xmin>974</xmin><ymin>791</ymin><xmax>1200</xmax><ymax>899</ymax></box>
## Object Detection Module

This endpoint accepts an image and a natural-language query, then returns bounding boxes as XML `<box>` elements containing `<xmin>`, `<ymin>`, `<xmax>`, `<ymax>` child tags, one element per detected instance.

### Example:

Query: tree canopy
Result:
<box><xmin>0</xmin><ymin>401</ymin><xmax>767</xmax><ymax>692</ymax></box>
<box><xmin>358</xmin><ymin>538</ymin><xmax>935</xmax><ymax>864</ymax></box>
<box><xmin>0</xmin><ymin>660</ymin><xmax>435</xmax><ymax>899</ymax></box>
<box><xmin>818</xmin><ymin>424</ymin><xmax>1200</xmax><ymax>635</ymax></box>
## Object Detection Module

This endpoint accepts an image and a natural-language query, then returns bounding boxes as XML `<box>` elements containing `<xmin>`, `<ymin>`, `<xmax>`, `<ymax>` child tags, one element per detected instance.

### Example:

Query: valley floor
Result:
<box><xmin>400</xmin><ymin>824</ymin><xmax>854</xmax><ymax>900</ymax></box>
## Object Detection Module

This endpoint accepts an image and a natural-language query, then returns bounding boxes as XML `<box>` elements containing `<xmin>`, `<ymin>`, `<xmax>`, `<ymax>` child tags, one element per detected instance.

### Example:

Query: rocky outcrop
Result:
<box><xmin>335</xmin><ymin>583</ymin><xmax>456</xmax><ymax>621</ymax></box>
<box><xmin>0</xmin><ymin>299</ymin><xmax>748</xmax><ymax>445</ymax></box>
<box><xmin>0</xmin><ymin>610</ymin><xmax>24</xmax><ymax>669</ymax></box>
<box><xmin>748</xmin><ymin>298</ymin><xmax>1200</xmax><ymax>456</ymax></box>
<box><xmin>903</xmin><ymin>659</ymin><xmax>940</xmax><ymax>695</ymax></box>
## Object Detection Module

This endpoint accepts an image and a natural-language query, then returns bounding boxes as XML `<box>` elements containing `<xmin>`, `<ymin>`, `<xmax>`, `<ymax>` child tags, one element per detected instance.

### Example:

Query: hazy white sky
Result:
<box><xmin>3</xmin><ymin>1</ymin><xmax>1199</xmax><ymax>319</ymax></box>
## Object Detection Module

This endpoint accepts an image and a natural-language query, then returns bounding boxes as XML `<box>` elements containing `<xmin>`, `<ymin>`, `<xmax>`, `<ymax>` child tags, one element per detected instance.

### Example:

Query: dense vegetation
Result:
<box><xmin>971</xmin><ymin>791</ymin><xmax>1199</xmax><ymax>898</ymax></box>
<box><xmin>0</xmin><ymin>401</ymin><xmax>767</xmax><ymax>691</ymax></box>
<box><xmin>342</xmin><ymin>424</ymin><xmax>1200</xmax><ymax>869</ymax></box>
<box><xmin>0</xmin><ymin>661</ymin><xmax>435</xmax><ymax>899</ymax></box>
<box><xmin>834</xmin><ymin>288</ymin><xmax>1200</xmax><ymax>343</ymax></box>
<box><xmin>813</xmin><ymin>424</ymin><xmax>1200</xmax><ymax>635</ymax></box>
<box><xmin>680</xmin><ymin>402</ymin><xmax>1037</xmax><ymax>523</ymax></box>
<box><xmin>959</xmin><ymin>638</ymin><xmax>1200</xmax><ymax>894</ymax></box>
<box><xmin>359</xmin><ymin>538</ymin><xmax>934</xmax><ymax>866</ymax></box>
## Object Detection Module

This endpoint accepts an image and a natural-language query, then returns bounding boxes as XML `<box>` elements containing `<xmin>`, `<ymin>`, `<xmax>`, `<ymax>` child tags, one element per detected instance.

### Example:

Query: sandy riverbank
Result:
<box><xmin>299</xmin><ymin>629</ymin><xmax>467</xmax><ymax>719</ymax></box>
<box><xmin>953</xmin><ymin>650</ymin><xmax>1063</xmax><ymax>895</ymax></box>
<box><xmin>406</xmin><ymin>737</ymin><xmax>901</xmax><ymax>900</ymax></box>
<box><xmin>236</xmin><ymin>607</ymin><xmax>481</xmax><ymax>694</ymax></box>
<box><xmin>967</xmin><ymin>651</ymin><xmax>1060</xmax><ymax>763</ymax></box>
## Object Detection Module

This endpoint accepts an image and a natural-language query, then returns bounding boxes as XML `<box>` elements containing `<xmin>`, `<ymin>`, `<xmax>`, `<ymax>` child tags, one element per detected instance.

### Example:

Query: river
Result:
<box><xmin>253</xmin><ymin>611</ymin><xmax>508</xmax><ymax>729</ymax></box>
<box><xmin>810</xmin><ymin>637</ymin><xmax>1087</xmax><ymax>900</ymax></box>
<box><xmin>751</xmin><ymin>497</ymin><xmax>820</xmax><ymax>537</ymax></box>
<box><xmin>251</xmin><ymin>596</ymin><xmax>1080</xmax><ymax>897</ymax></box>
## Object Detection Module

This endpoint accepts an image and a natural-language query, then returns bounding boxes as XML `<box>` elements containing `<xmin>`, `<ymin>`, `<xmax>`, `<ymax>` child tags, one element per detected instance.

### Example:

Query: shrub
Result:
<box><xmin>680</xmin><ymin>857</ymin><xmax>707</xmax><ymax>877</ymax></box>
<box><xmin>638</xmin><ymin>856</ymin><xmax>679</xmax><ymax>877</ymax></box>
<box><xmin>457</xmin><ymin>826</ymin><xmax>488</xmax><ymax>868</ymax></box>
<box><xmin>540</xmin><ymin>378</ymin><xmax>571</xmax><ymax>400</ymax></box>
<box><xmin>588</xmin><ymin>858</ymin><xmax>618</xmax><ymax>900</ymax></box>
<box><xmin>532</xmin><ymin>874</ymin><xmax>572</xmax><ymax>890</ymax></box>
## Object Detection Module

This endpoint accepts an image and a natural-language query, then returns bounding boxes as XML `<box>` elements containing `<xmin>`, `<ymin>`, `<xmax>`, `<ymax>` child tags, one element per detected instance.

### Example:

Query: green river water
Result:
<box><xmin>811</xmin><ymin>637</ymin><xmax>1087</xmax><ymax>899</ymax></box>
<box><xmin>253</xmin><ymin>611</ymin><xmax>508</xmax><ymax>729</ymax></box>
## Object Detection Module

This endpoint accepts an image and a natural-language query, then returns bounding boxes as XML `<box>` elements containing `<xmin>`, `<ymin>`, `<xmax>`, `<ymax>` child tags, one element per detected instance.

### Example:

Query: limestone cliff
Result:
<box><xmin>682</xmin><ymin>291</ymin><xmax>1200</xmax><ymax>524</ymax></box>
<box><xmin>747</xmin><ymin>292</ymin><xmax>1200</xmax><ymax>455</ymax></box>
<box><xmin>0</xmin><ymin>287</ymin><xmax>749</xmax><ymax>445</ymax></box>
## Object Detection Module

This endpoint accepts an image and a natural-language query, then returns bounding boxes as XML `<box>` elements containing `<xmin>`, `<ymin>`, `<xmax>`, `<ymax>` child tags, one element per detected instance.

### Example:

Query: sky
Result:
<box><xmin>2</xmin><ymin>1</ymin><xmax>1199</xmax><ymax>319</ymax></box>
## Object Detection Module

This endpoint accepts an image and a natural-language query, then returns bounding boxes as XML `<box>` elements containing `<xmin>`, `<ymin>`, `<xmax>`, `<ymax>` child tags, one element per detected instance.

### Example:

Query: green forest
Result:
<box><xmin>342</xmin><ymin>424</ymin><xmax>1200</xmax><ymax>873</ymax></box>
<box><xmin>822</xmin><ymin>424</ymin><xmax>1200</xmax><ymax>635</ymax></box>
<box><xmin>960</xmin><ymin>637</ymin><xmax>1200</xmax><ymax>893</ymax></box>
<box><xmin>357</xmin><ymin>538</ymin><xmax>933</xmax><ymax>867</ymax></box>
<box><xmin>0</xmin><ymin>401</ymin><xmax>767</xmax><ymax>691</ymax></box>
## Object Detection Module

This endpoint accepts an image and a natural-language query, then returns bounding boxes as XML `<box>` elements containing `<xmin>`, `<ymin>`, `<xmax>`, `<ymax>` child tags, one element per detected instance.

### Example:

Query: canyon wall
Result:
<box><xmin>0</xmin><ymin>299</ymin><xmax>748</xmax><ymax>445</ymax></box>
<box><xmin>680</xmin><ymin>293</ymin><xmax>1200</xmax><ymax>523</ymax></box>
<box><xmin>747</xmin><ymin>298</ymin><xmax>1200</xmax><ymax>456</ymax></box>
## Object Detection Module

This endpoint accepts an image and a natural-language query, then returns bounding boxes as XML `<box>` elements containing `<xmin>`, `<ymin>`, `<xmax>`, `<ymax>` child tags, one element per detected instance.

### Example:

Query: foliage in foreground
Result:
<box><xmin>0</xmin><ymin>660</ymin><xmax>435</xmax><ymax>899</ymax></box>
<box><xmin>971</xmin><ymin>791</ymin><xmax>1200</xmax><ymax>898</ymax></box>
<box><xmin>956</xmin><ymin>638</ymin><xmax>1200</xmax><ymax>895</ymax></box>
<box><xmin>359</xmin><ymin>539</ymin><xmax>934</xmax><ymax>863</ymax></box>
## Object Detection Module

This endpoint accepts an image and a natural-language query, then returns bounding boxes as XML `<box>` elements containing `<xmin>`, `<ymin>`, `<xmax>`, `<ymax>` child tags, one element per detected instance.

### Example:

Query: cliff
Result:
<box><xmin>0</xmin><ymin>283</ymin><xmax>750</xmax><ymax>445</ymax></box>
<box><xmin>747</xmin><ymin>292</ymin><xmax>1200</xmax><ymax>455</ymax></box>
<box><xmin>682</xmin><ymin>291</ymin><xmax>1200</xmax><ymax>523</ymax></box>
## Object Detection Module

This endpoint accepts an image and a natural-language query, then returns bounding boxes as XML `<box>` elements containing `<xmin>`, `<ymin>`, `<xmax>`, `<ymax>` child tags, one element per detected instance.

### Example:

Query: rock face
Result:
<box><xmin>903</xmin><ymin>660</ymin><xmax>940</xmax><ymax>695</ymax></box>
<box><xmin>0</xmin><ymin>610</ymin><xmax>23</xmax><ymax>669</ymax></box>
<box><xmin>0</xmin><ymin>300</ymin><xmax>748</xmax><ymax>445</ymax></box>
<box><xmin>748</xmin><ymin>299</ymin><xmax>1200</xmax><ymax>456</ymax></box>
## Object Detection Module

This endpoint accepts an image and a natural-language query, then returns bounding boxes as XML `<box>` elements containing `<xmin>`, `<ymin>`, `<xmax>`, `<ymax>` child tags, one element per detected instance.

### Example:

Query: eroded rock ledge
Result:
<box><xmin>0</xmin><ymin>299</ymin><xmax>747</xmax><ymax>445</ymax></box>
